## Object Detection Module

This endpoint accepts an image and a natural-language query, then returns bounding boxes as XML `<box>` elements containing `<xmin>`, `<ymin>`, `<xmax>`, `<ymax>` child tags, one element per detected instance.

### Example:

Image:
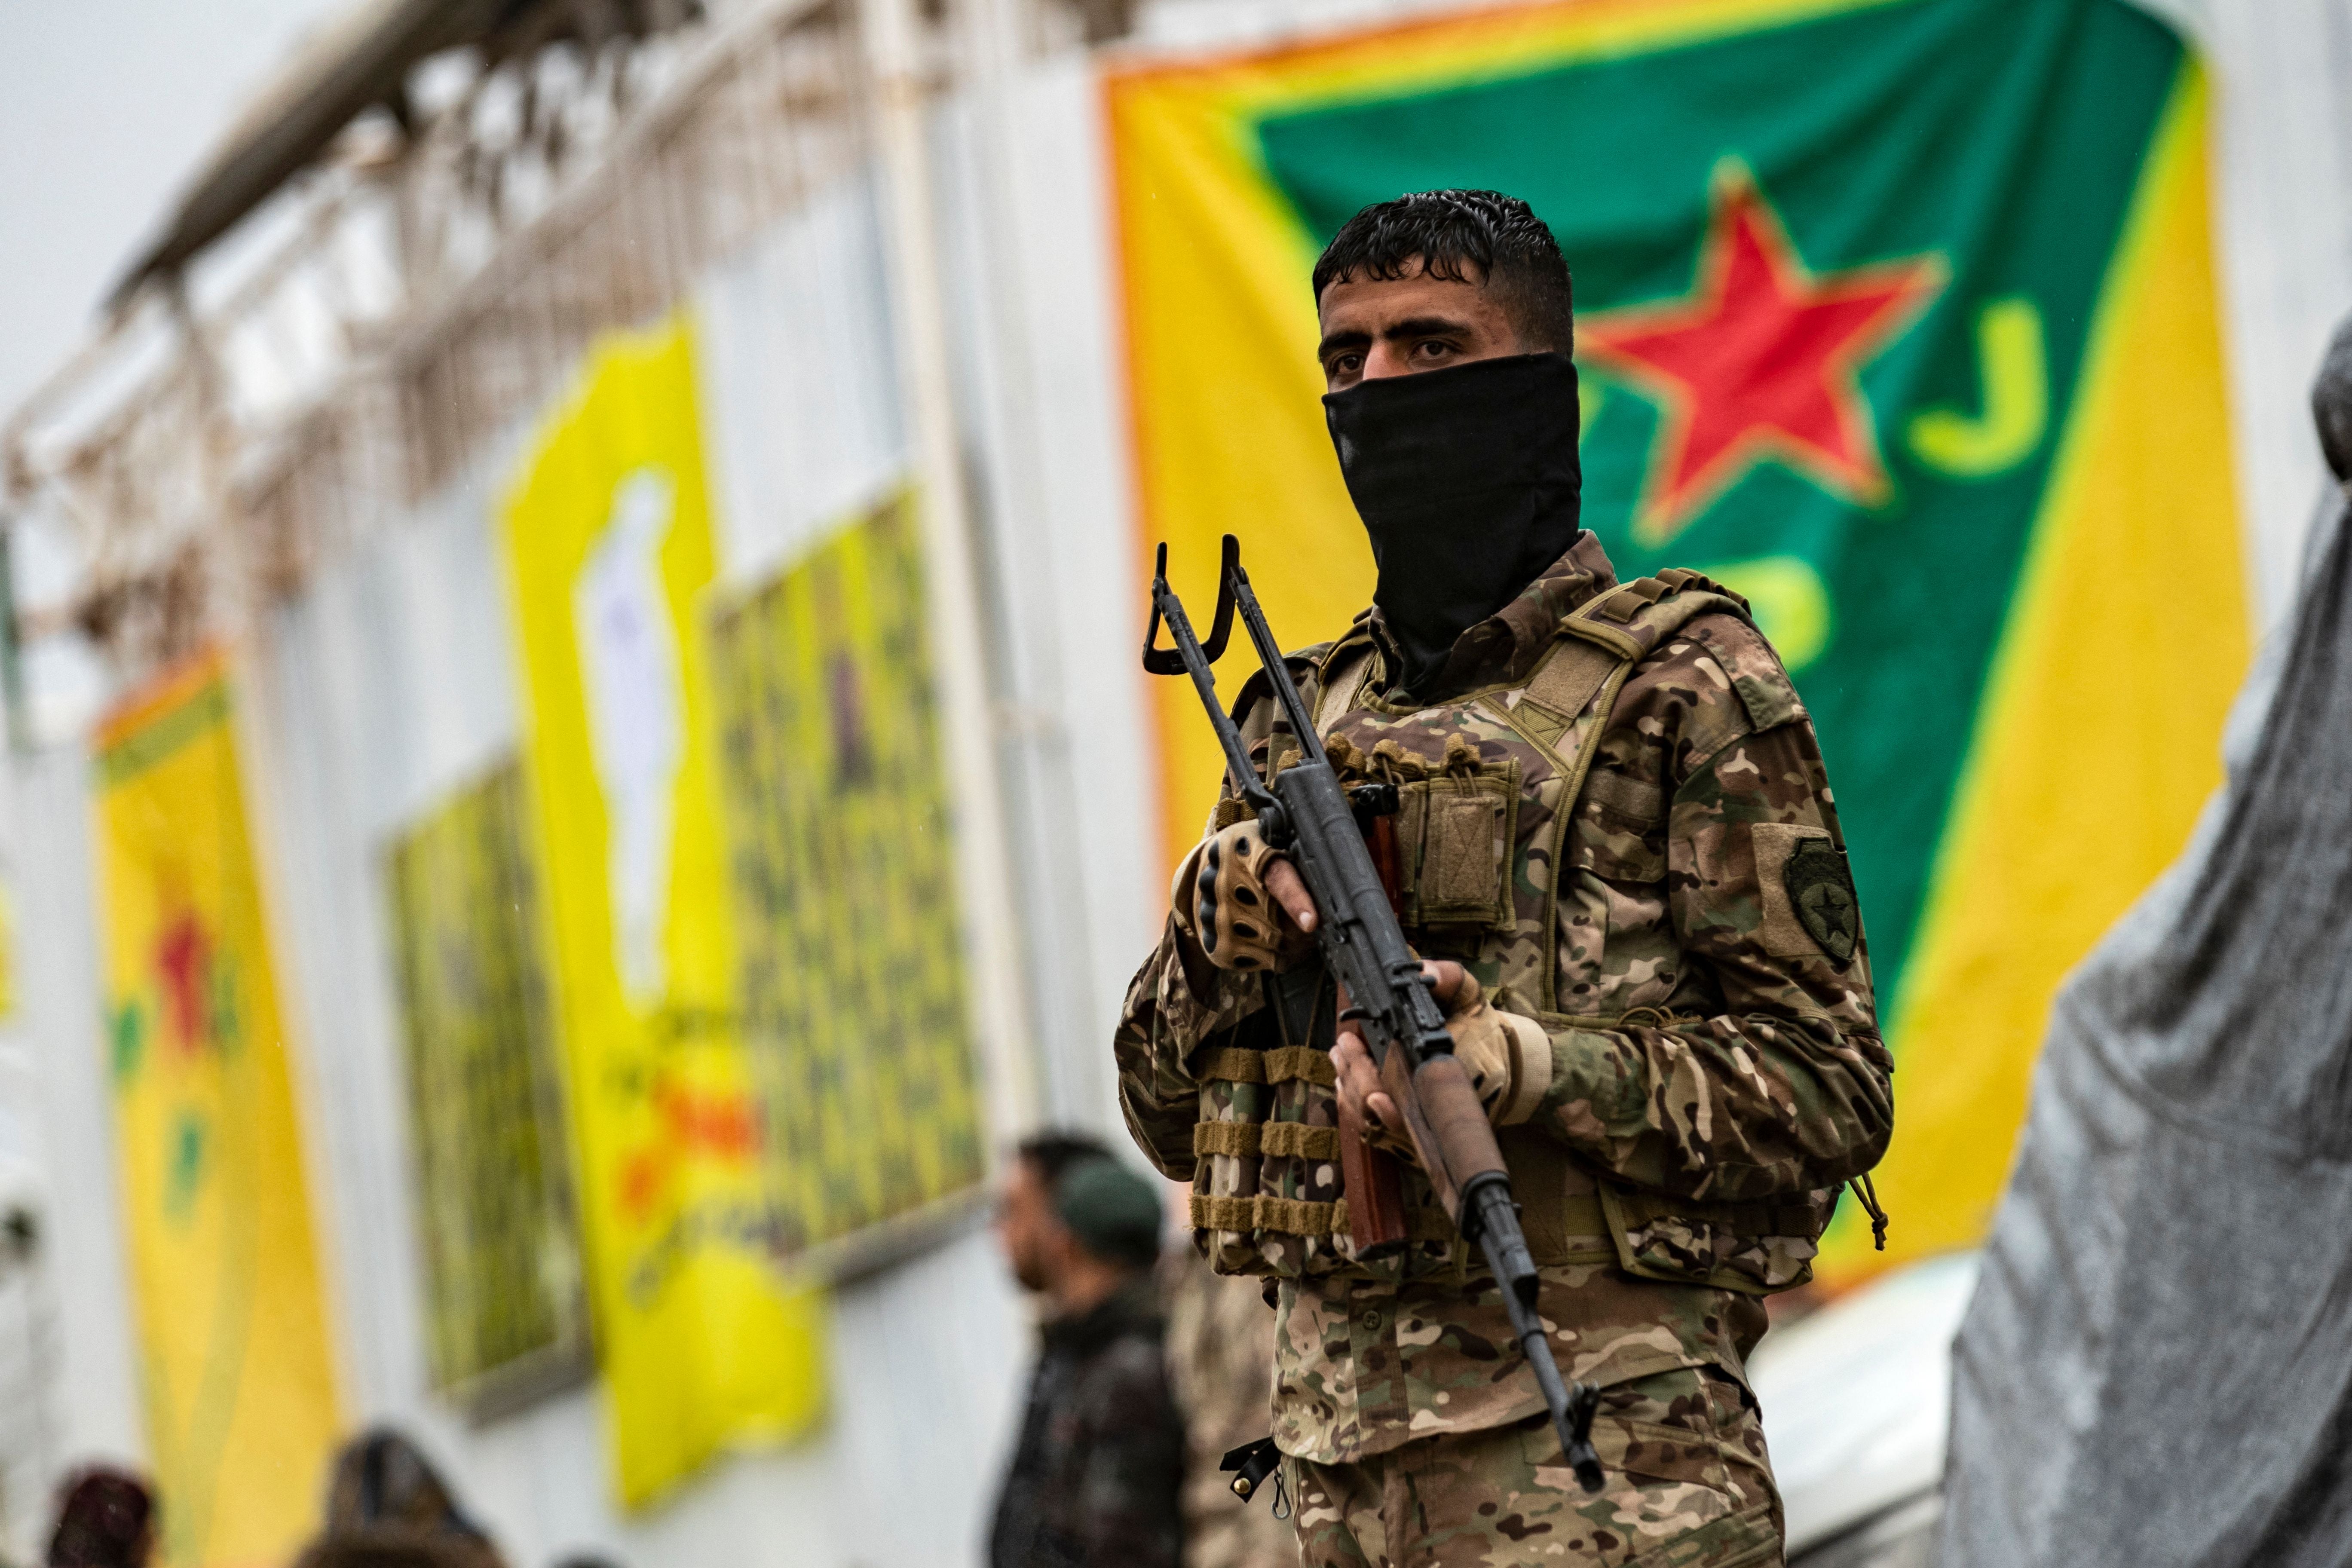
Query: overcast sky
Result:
<box><xmin>0</xmin><ymin>0</ymin><xmax>347</xmax><ymax>414</ymax></box>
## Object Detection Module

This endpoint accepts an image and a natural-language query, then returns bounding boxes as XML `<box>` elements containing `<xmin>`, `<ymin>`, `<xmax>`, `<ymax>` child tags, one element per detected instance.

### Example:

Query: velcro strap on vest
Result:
<box><xmin>1191</xmin><ymin>1194</ymin><xmax>1342</xmax><ymax>1234</ymax></box>
<box><xmin>1193</xmin><ymin>1121</ymin><xmax>1341</xmax><ymax>1160</ymax></box>
<box><xmin>1544</xmin><ymin>1194</ymin><xmax>1608</xmax><ymax>1241</ymax></box>
<box><xmin>1513</xmin><ymin>640</ymin><xmax>1622</xmax><ymax>746</ymax></box>
<box><xmin>1190</xmin><ymin>1193</ymin><xmax>1457</xmax><ymax>1240</ymax></box>
<box><xmin>1587</xmin><ymin>577</ymin><xmax>1672</xmax><ymax>624</ymax></box>
<box><xmin>1197</xmin><ymin>1046</ymin><xmax>1335</xmax><ymax>1086</ymax></box>
<box><xmin>1314</xmin><ymin>644</ymin><xmax>1375</xmax><ymax>740</ymax></box>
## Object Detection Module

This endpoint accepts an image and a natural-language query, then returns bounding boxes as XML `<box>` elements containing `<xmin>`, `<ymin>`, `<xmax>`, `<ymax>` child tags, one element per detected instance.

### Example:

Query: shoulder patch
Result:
<box><xmin>1687</xmin><ymin>612</ymin><xmax>1806</xmax><ymax>733</ymax></box>
<box><xmin>1784</xmin><ymin>839</ymin><xmax>1860</xmax><ymax>966</ymax></box>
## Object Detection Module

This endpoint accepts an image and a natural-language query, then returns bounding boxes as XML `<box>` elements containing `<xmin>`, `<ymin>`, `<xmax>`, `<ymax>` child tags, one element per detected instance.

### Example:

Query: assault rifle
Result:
<box><xmin>1145</xmin><ymin>534</ymin><xmax>1604</xmax><ymax>1493</ymax></box>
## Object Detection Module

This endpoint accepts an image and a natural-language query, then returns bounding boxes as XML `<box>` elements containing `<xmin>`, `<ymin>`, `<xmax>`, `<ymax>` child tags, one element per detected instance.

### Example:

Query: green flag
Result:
<box><xmin>1112</xmin><ymin>0</ymin><xmax>2248</xmax><ymax>1280</ymax></box>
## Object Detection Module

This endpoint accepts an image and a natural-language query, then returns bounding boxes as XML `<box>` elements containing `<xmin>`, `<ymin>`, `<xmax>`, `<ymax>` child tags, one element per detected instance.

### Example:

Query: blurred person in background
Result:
<box><xmin>293</xmin><ymin>1429</ymin><xmax>505</xmax><ymax>1568</ymax></box>
<box><xmin>1160</xmin><ymin>1246</ymin><xmax>1298</xmax><ymax>1568</ymax></box>
<box><xmin>45</xmin><ymin>1468</ymin><xmax>153</xmax><ymax>1568</ymax></box>
<box><xmin>990</xmin><ymin>1132</ymin><xmax>1185</xmax><ymax>1568</ymax></box>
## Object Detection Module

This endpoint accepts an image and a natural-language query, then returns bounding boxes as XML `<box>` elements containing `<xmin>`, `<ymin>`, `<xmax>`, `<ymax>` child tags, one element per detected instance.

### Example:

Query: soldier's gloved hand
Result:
<box><xmin>1333</xmin><ymin>963</ymin><xmax>1551</xmax><ymax>1154</ymax></box>
<box><xmin>1440</xmin><ymin>971</ymin><xmax>1552</xmax><ymax>1126</ymax></box>
<box><xmin>1170</xmin><ymin>819</ymin><xmax>1318</xmax><ymax>973</ymax></box>
<box><xmin>1329</xmin><ymin>1017</ymin><xmax>1415</xmax><ymax>1162</ymax></box>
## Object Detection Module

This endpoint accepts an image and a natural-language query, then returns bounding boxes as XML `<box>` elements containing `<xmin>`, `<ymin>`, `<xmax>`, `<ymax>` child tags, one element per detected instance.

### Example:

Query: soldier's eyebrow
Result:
<box><xmin>1317</xmin><ymin>327</ymin><xmax>1372</xmax><ymax>363</ymax></box>
<box><xmin>1377</xmin><ymin>314</ymin><xmax>1478</xmax><ymax>341</ymax></box>
<box><xmin>1317</xmin><ymin>313</ymin><xmax>1481</xmax><ymax>365</ymax></box>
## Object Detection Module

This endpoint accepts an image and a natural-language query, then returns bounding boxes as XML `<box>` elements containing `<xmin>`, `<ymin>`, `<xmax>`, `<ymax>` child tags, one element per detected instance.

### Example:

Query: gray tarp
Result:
<box><xmin>1942</xmin><ymin>334</ymin><xmax>2352</xmax><ymax>1566</ymax></box>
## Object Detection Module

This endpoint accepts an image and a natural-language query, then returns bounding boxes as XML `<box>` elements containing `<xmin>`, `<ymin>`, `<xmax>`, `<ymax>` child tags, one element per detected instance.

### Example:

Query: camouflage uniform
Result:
<box><xmin>1161</xmin><ymin>1245</ymin><xmax>1304</xmax><ymax>1568</ymax></box>
<box><xmin>1114</xmin><ymin>533</ymin><xmax>1893</xmax><ymax>1567</ymax></box>
<box><xmin>1289</xmin><ymin>1368</ymin><xmax>1778</xmax><ymax>1568</ymax></box>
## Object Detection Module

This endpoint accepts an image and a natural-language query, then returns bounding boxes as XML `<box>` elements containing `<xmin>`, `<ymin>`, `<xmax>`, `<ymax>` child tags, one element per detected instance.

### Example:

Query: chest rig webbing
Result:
<box><xmin>1188</xmin><ymin>571</ymin><xmax>1837</xmax><ymax>1295</ymax></box>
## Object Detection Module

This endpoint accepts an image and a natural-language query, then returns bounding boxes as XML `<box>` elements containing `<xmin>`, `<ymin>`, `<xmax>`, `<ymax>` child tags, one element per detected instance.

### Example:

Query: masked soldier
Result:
<box><xmin>1113</xmin><ymin>190</ymin><xmax>1895</xmax><ymax>1568</ymax></box>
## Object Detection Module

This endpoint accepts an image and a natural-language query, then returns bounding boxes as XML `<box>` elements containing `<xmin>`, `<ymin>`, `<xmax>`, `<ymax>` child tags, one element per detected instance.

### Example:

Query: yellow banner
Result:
<box><xmin>384</xmin><ymin>761</ymin><xmax>589</xmax><ymax>1409</ymax></box>
<box><xmin>93</xmin><ymin>650</ymin><xmax>341</xmax><ymax>1568</ymax></box>
<box><xmin>708</xmin><ymin>494</ymin><xmax>987</xmax><ymax>1256</ymax></box>
<box><xmin>499</xmin><ymin>315</ymin><xmax>824</xmax><ymax>1507</ymax></box>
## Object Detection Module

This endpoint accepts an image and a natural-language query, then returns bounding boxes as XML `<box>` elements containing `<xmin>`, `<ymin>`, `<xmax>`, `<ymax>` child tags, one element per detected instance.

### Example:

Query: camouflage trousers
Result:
<box><xmin>1287</xmin><ymin>1369</ymin><xmax>1782</xmax><ymax>1568</ymax></box>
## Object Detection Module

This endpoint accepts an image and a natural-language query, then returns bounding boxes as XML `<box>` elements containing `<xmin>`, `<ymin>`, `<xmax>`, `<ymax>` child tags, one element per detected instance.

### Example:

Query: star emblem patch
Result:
<box><xmin>1783</xmin><ymin>838</ymin><xmax>1859</xmax><ymax>967</ymax></box>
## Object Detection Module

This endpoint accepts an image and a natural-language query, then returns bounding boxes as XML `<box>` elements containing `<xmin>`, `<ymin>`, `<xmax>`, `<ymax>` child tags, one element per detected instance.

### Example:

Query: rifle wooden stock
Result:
<box><xmin>1366</xmin><ymin>813</ymin><xmax>1404</xmax><ymax>919</ymax></box>
<box><xmin>1338</xmin><ymin>1096</ymin><xmax>1409</xmax><ymax>1253</ymax></box>
<box><xmin>1411</xmin><ymin>1054</ymin><xmax>1510</xmax><ymax>1218</ymax></box>
<box><xmin>1376</xmin><ymin>1046</ymin><xmax>1509</xmax><ymax>1226</ymax></box>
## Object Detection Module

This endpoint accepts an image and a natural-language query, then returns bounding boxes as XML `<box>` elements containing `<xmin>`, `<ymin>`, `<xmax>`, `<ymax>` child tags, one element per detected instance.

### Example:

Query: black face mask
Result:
<box><xmin>1324</xmin><ymin>352</ymin><xmax>1583</xmax><ymax>695</ymax></box>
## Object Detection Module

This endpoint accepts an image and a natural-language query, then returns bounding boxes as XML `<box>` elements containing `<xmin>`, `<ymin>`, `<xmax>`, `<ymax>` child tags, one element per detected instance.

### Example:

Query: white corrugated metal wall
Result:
<box><xmin>246</xmin><ymin>168</ymin><xmax>1038</xmax><ymax>1568</ymax></box>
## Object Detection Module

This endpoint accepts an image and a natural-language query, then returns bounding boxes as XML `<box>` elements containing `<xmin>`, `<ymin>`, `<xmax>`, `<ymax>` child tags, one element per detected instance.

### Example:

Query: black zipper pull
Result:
<box><xmin>1220</xmin><ymin>1436</ymin><xmax>1283</xmax><ymax>1504</ymax></box>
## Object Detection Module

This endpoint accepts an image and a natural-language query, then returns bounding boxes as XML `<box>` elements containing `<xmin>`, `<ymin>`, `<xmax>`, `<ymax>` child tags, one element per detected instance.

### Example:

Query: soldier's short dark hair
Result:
<box><xmin>1311</xmin><ymin>189</ymin><xmax>1575</xmax><ymax>355</ymax></box>
<box><xmin>1016</xmin><ymin>1130</ymin><xmax>1115</xmax><ymax>1189</ymax></box>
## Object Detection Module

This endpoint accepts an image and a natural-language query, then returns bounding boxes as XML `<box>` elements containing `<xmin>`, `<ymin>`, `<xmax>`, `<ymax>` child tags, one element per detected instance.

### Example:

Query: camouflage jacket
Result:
<box><xmin>1114</xmin><ymin>532</ymin><xmax>1893</xmax><ymax>1464</ymax></box>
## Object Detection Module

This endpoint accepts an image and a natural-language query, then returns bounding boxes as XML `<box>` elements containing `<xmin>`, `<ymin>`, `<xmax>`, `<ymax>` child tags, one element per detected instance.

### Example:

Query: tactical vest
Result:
<box><xmin>1188</xmin><ymin>571</ymin><xmax>1842</xmax><ymax>1296</ymax></box>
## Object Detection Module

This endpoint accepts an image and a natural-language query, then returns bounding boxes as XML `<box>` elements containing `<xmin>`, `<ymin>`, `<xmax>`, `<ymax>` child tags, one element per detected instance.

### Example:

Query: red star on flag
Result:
<box><xmin>1580</xmin><ymin>162</ymin><xmax>1947</xmax><ymax>542</ymax></box>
